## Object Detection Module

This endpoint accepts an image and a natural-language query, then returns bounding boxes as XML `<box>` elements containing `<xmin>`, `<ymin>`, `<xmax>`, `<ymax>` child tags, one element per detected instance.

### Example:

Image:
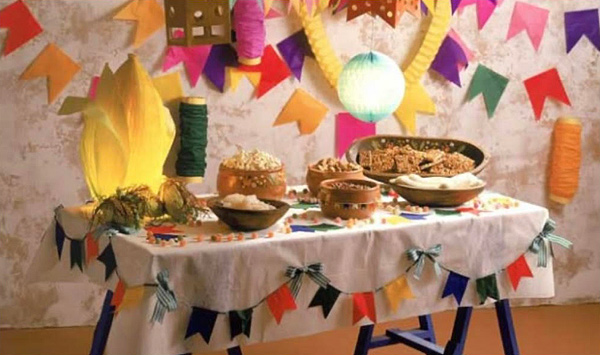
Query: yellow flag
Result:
<box><xmin>114</xmin><ymin>0</ymin><xmax>165</xmax><ymax>48</ymax></box>
<box><xmin>228</xmin><ymin>68</ymin><xmax>261</xmax><ymax>91</ymax></box>
<box><xmin>118</xmin><ymin>286</ymin><xmax>146</xmax><ymax>312</ymax></box>
<box><xmin>153</xmin><ymin>72</ymin><xmax>184</xmax><ymax>104</ymax></box>
<box><xmin>394</xmin><ymin>83</ymin><xmax>436</xmax><ymax>135</ymax></box>
<box><xmin>384</xmin><ymin>275</ymin><xmax>415</xmax><ymax>312</ymax></box>
<box><xmin>274</xmin><ymin>88</ymin><xmax>329</xmax><ymax>135</ymax></box>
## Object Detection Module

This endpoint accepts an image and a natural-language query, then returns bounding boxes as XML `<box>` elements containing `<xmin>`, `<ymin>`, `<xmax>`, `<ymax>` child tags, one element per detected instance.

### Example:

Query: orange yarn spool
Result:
<box><xmin>549</xmin><ymin>117</ymin><xmax>582</xmax><ymax>204</ymax></box>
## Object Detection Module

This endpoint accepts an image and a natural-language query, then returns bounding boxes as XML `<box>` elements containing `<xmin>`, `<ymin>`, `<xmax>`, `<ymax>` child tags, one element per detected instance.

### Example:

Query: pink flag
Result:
<box><xmin>457</xmin><ymin>0</ymin><xmax>503</xmax><ymax>30</ymax></box>
<box><xmin>162</xmin><ymin>45</ymin><xmax>212</xmax><ymax>87</ymax></box>
<box><xmin>336</xmin><ymin>112</ymin><xmax>376</xmax><ymax>158</ymax></box>
<box><xmin>506</xmin><ymin>1</ymin><xmax>549</xmax><ymax>51</ymax></box>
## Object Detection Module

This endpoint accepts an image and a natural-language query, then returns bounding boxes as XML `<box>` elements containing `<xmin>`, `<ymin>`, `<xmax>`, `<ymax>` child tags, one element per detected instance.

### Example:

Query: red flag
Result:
<box><xmin>266</xmin><ymin>284</ymin><xmax>297</xmax><ymax>324</ymax></box>
<box><xmin>85</xmin><ymin>234</ymin><xmax>99</xmax><ymax>264</ymax></box>
<box><xmin>0</xmin><ymin>0</ymin><xmax>43</xmax><ymax>55</ymax></box>
<box><xmin>111</xmin><ymin>280</ymin><xmax>126</xmax><ymax>308</ymax></box>
<box><xmin>238</xmin><ymin>45</ymin><xmax>292</xmax><ymax>99</ymax></box>
<box><xmin>523</xmin><ymin>68</ymin><xmax>571</xmax><ymax>120</ymax></box>
<box><xmin>352</xmin><ymin>292</ymin><xmax>377</xmax><ymax>324</ymax></box>
<box><xmin>506</xmin><ymin>255</ymin><xmax>533</xmax><ymax>291</ymax></box>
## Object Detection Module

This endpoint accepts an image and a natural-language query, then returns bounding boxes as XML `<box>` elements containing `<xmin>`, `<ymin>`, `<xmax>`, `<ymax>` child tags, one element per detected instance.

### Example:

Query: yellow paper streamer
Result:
<box><xmin>384</xmin><ymin>275</ymin><xmax>415</xmax><ymax>312</ymax></box>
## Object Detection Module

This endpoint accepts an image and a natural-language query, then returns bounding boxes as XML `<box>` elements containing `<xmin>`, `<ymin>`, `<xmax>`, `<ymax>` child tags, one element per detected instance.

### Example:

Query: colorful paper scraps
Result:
<box><xmin>394</xmin><ymin>83</ymin><xmax>436</xmax><ymax>135</ymax></box>
<box><xmin>384</xmin><ymin>276</ymin><xmax>414</xmax><ymax>312</ymax></box>
<box><xmin>352</xmin><ymin>292</ymin><xmax>377</xmax><ymax>324</ymax></box>
<box><xmin>335</xmin><ymin>112</ymin><xmax>376</xmax><ymax>158</ymax></box>
<box><xmin>204</xmin><ymin>44</ymin><xmax>238</xmax><ymax>93</ymax></box>
<box><xmin>114</xmin><ymin>0</ymin><xmax>165</xmax><ymax>48</ymax></box>
<box><xmin>277</xmin><ymin>30</ymin><xmax>315</xmax><ymax>81</ymax></box>
<box><xmin>523</xmin><ymin>68</ymin><xmax>571</xmax><ymax>120</ymax></box>
<box><xmin>564</xmin><ymin>9</ymin><xmax>600</xmax><ymax>54</ymax></box>
<box><xmin>152</xmin><ymin>72</ymin><xmax>184</xmax><ymax>104</ymax></box>
<box><xmin>185</xmin><ymin>307</ymin><xmax>219</xmax><ymax>343</ymax></box>
<box><xmin>310</xmin><ymin>223</ymin><xmax>344</xmax><ymax>232</ymax></box>
<box><xmin>239</xmin><ymin>45</ymin><xmax>292</xmax><ymax>98</ymax></box>
<box><xmin>442</xmin><ymin>271</ymin><xmax>470</xmax><ymax>305</ymax></box>
<box><xmin>309</xmin><ymin>285</ymin><xmax>341</xmax><ymax>319</ymax></box>
<box><xmin>506</xmin><ymin>255</ymin><xmax>533</xmax><ymax>290</ymax></box>
<box><xmin>21</xmin><ymin>44</ymin><xmax>80</xmax><ymax>104</ymax></box>
<box><xmin>457</xmin><ymin>0</ymin><xmax>502</xmax><ymax>30</ymax></box>
<box><xmin>227</xmin><ymin>67</ymin><xmax>261</xmax><ymax>91</ymax></box>
<box><xmin>97</xmin><ymin>243</ymin><xmax>117</xmax><ymax>281</ymax></box>
<box><xmin>290</xmin><ymin>225</ymin><xmax>317</xmax><ymax>233</ymax></box>
<box><xmin>162</xmin><ymin>45</ymin><xmax>212</xmax><ymax>87</ymax></box>
<box><xmin>229</xmin><ymin>309</ymin><xmax>253</xmax><ymax>340</ymax></box>
<box><xmin>266</xmin><ymin>284</ymin><xmax>297</xmax><ymax>324</ymax></box>
<box><xmin>0</xmin><ymin>0</ymin><xmax>43</xmax><ymax>55</ymax></box>
<box><xmin>475</xmin><ymin>273</ymin><xmax>499</xmax><ymax>304</ymax></box>
<box><xmin>506</xmin><ymin>1</ymin><xmax>549</xmax><ymax>51</ymax></box>
<box><xmin>448</xmin><ymin>29</ymin><xmax>474</xmax><ymax>69</ymax></box>
<box><xmin>467</xmin><ymin>64</ymin><xmax>509</xmax><ymax>118</ymax></box>
<box><xmin>274</xmin><ymin>88</ymin><xmax>328</xmax><ymax>135</ymax></box>
<box><xmin>430</xmin><ymin>35</ymin><xmax>468</xmax><ymax>87</ymax></box>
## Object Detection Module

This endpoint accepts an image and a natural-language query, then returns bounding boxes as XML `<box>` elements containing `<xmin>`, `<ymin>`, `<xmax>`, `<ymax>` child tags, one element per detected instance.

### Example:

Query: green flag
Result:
<box><xmin>467</xmin><ymin>64</ymin><xmax>509</xmax><ymax>118</ymax></box>
<box><xmin>476</xmin><ymin>273</ymin><xmax>500</xmax><ymax>304</ymax></box>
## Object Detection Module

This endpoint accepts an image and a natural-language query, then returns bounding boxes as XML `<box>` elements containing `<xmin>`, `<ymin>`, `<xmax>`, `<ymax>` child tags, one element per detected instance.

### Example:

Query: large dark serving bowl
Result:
<box><xmin>207</xmin><ymin>197</ymin><xmax>290</xmax><ymax>232</ymax></box>
<box><xmin>345</xmin><ymin>135</ymin><xmax>490</xmax><ymax>184</ymax></box>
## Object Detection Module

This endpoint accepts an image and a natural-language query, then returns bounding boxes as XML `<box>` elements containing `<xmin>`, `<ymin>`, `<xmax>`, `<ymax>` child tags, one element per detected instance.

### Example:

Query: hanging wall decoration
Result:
<box><xmin>564</xmin><ymin>9</ymin><xmax>600</xmax><ymax>54</ymax></box>
<box><xmin>430</xmin><ymin>35</ymin><xmax>468</xmax><ymax>87</ymax></box>
<box><xmin>506</xmin><ymin>1</ymin><xmax>549</xmax><ymax>51</ymax></box>
<box><xmin>163</xmin><ymin>45</ymin><xmax>212</xmax><ymax>87</ymax></box>
<box><xmin>115</xmin><ymin>0</ymin><xmax>165</xmax><ymax>48</ymax></box>
<box><xmin>164</xmin><ymin>0</ymin><xmax>232</xmax><ymax>46</ymax></box>
<box><xmin>274</xmin><ymin>88</ymin><xmax>328</xmax><ymax>135</ymax></box>
<box><xmin>523</xmin><ymin>68</ymin><xmax>571</xmax><ymax>120</ymax></box>
<box><xmin>467</xmin><ymin>64</ymin><xmax>509</xmax><ymax>118</ymax></box>
<box><xmin>233</xmin><ymin>0</ymin><xmax>267</xmax><ymax>65</ymax></box>
<box><xmin>0</xmin><ymin>0</ymin><xmax>43</xmax><ymax>56</ymax></box>
<box><xmin>548</xmin><ymin>117</ymin><xmax>582</xmax><ymax>205</ymax></box>
<box><xmin>346</xmin><ymin>0</ymin><xmax>417</xmax><ymax>28</ymax></box>
<box><xmin>456</xmin><ymin>0</ymin><xmax>502</xmax><ymax>30</ymax></box>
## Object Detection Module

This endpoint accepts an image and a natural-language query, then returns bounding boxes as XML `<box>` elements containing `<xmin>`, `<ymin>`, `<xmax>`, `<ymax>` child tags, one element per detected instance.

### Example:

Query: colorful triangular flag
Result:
<box><xmin>430</xmin><ymin>36</ymin><xmax>468</xmax><ymax>87</ymax></box>
<box><xmin>114</xmin><ymin>0</ymin><xmax>165</xmax><ymax>48</ymax></box>
<box><xmin>110</xmin><ymin>279</ymin><xmax>126</xmax><ymax>309</ymax></box>
<box><xmin>266</xmin><ymin>284</ymin><xmax>297</xmax><ymax>324</ymax></box>
<box><xmin>0</xmin><ymin>0</ymin><xmax>43</xmax><ymax>55</ymax></box>
<box><xmin>85</xmin><ymin>233</ymin><xmax>99</xmax><ymax>264</ymax></box>
<box><xmin>457</xmin><ymin>0</ymin><xmax>502</xmax><ymax>30</ymax></box>
<box><xmin>394</xmin><ymin>83</ymin><xmax>436</xmax><ymax>134</ymax></box>
<box><xmin>152</xmin><ymin>72</ymin><xmax>184</xmax><ymax>104</ymax></box>
<box><xmin>476</xmin><ymin>273</ymin><xmax>499</xmax><ymax>304</ymax></box>
<box><xmin>506</xmin><ymin>1</ymin><xmax>549</xmax><ymax>51</ymax></box>
<box><xmin>506</xmin><ymin>255</ymin><xmax>533</xmax><ymax>291</ymax></box>
<box><xmin>309</xmin><ymin>285</ymin><xmax>341</xmax><ymax>319</ymax></box>
<box><xmin>467</xmin><ymin>64</ymin><xmax>509</xmax><ymax>118</ymax></box>
<box><xmin>21</xmin><ymin>43</ymin><xmax>81</xmax><ymax>104</ymax></box>
<box><xmin>162</xmin><ymin>45</ymin><xmax>212</xmax><ymax>87</ymax></box>
<box><xmin>238</xmin><ymin>45</ymin><xmax>292</xmax><ymax>98</ymax></box>
<box><xmin>352</xmin><ymin>292</ymin><xmax>377</xmax><ymax>324</ymax></box>
<box><xmin>442</xmin><ymin>271</ymin><xmax>470</xmax><ymax>305</ymax></box>
<box><xmin>185</xmin><ymin>307</ymin><xmax>219</xmax><ymax>343</ymax></box>
<box><xmin>384</xmin><ymin>276</ymin><xmax>415</xmax><ymax>312</ymax></box>
<box><xmin>276</xmin><ymin>30</ymin><xmax>315</xmax><ymax>81</ymax></box>
<box><xmin>335</xmin><ymin>112</ymin><xmax>376</xmax><ymax>158</ymax></box>
<box><xmin>448</xmin><ymin>29</ymin><xmax>474</xmax><ymax>70</ymax></box>
<box><xmin>227</xmin><ymin>67</ymin><xmax>261</xmax><ymax>91</ymax></box>
<box><xmin>274</xmin><ymin>88</ymin><xmax>329</xmax><ymax>135</ymax></box>
<box><xmin>203</xmin><ymin>44</ymin><xmax>239</xmax><ymax>92</ymax></box>
<box><xmin>565</xmin><ymin>9</ymin><xmax>600</xmax><ymax>53</ymax></box>
<box><xmin>70</xmin><ymin>239</ymin><xmax>84</xmax><ymax>271</ymax></box>
<box><xmin>523</xmin><ymin>68</ymin><xmax>571</xmax><ymax>120</ymax></box>
<box><xmin>97</xmin><ymin>243</ymin><xmax>117</xmax><ymax>281</ymax></box>
<box><xmin>229</xmin><ymin>308</ymin><xmax>253</xmax><ymax>340</ymax></box>
<box><xmin>55</xmin><ymin>219</ymin><xmax>66</xmax><ymax>260</ymax></box>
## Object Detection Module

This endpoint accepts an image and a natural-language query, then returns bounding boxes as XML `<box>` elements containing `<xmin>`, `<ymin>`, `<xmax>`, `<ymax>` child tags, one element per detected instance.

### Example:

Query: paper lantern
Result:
<box><xmin>337</xmin><ymin>51</ymin><xmax>405</xmax><ymax>123</ymax></box>
<box><xmin>164</xmin><ymin>0</ymin><xmax>231</xmax><ymax>46</ymax></box>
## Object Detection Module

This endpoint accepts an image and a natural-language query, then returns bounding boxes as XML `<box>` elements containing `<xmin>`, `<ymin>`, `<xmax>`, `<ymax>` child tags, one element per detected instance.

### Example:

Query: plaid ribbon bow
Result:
<box><xmin>529</xmin><ymin>219</ymin><xmax>572</xmax><ymax>267</ymax></box>
<box><xmin>406</xmin><ymin>244</ymin><xmax>443</xmax><ymax>280</ymax></box>
<box><xmin>285</xmin><ymin>263</ymin><xmax>330</xmax><ymax>298</ymax></box>
<box><xmin>151</xmin><ymin>270</ymin><xmax>178</xmax><ymax>323</ymax></box>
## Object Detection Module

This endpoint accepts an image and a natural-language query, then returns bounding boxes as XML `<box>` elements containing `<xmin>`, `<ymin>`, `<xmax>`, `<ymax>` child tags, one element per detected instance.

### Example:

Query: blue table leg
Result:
<box><xmin>443</xmin><ymin>307</ymin><xmax>473</xmax><ymax>355</ymax></box>
<box><xmin>227</xmin><ymin>346</ymin><xmax>243</xmax><ymax>355</ymax></box>
<box><xmin>495</xmin><ymin>299</ymin><xmax>520</xmax><ymax>355</ymax></box>
<box><xmin>90</xmin><ymin>290</ymin><xmax>115</xmax><ymax>355</ymax></box>
<box><xmin>354</xmin><ymin>324</ymin><xmax>375</xmax><ymax>355</ymax></box>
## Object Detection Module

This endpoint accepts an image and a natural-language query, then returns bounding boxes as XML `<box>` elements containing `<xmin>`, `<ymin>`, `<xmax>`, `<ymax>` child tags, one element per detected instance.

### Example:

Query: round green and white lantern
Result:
<box><xmin>337</xmin><ymin>51</ymin><xmax>406</xmax><ymax>123</ymax></box>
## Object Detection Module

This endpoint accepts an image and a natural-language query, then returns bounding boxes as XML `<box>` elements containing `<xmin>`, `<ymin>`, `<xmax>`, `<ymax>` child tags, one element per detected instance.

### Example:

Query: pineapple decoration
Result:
<box><xmin>164</xmin><ymin>0</ymin><xmax>232</xmax><ymax>46</ymax></box>
<box><xmin>347</xmin><ymin>0</ymin><xmax>420</xmax><ymax>28</ymax></box>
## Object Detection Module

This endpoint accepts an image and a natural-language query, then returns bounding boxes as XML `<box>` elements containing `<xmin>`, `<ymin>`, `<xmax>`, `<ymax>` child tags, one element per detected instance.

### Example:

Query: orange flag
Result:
<box><xmin>114</xmin><ymin>0</ymin><xmax>165</xmax><ymax>48</ymax></box>
<box><xmin>21</xmin><ymin>43</ymin><xmax>81</xmax><ymax>104</ymax></box>
<box><xmin>85</xmin><ymin>234</ymin><xmax>99</xmax><ymax>264</ymax></box>
<box><xmin>506</xmin><ymin>255</ymin><xmax>533</xmax><ymax>291</ymax></box>
<box><xmin>111</xmin><ymin>280</ymin><xmax>126</xmax><ymax>309</ymax></box>
<box><xmin>273</xmin><ymin>88</ymin><xmax>329</xmax><ymax>135</ymax></box>
<box><xmin>352</xmin><ymin>292</ymin><xmax>377</xmax><ymax>324</ymax></box>
<box><xmin>266</xmin><ymin>284</ymin><xmax>297</xmax><ymax>324</ymax></box>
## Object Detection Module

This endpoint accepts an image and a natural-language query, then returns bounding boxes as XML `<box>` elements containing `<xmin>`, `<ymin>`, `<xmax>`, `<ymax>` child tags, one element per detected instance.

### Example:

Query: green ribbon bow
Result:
<box><xmin>529</xmin><ymin>219</ymin><xmax>573</xmax><ymax>267</ymax></box>
<box><xmin>151</xmin><ymin>269</ymin><xmax>178</xmax><ymax>323</ymax></box>
<box><xmin>286</xmin><ymin>263</ymin><xmax>330</xmax><ymax>298</ymax></box>
<box><xmin>407</xmin><ymin>244</ymin><xmax>443</xmax><ymax>280</ymax></box>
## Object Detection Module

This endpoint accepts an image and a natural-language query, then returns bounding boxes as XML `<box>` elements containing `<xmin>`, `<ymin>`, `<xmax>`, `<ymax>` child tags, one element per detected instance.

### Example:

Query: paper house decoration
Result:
<box><xmin>164</xmin><ymin>0</ymin><xmax>232</xmax><ymax>46</ymax></box>
<box><xmin>347</xmin><ymin>0</ymin><xmax>416</xmax><ymax>28</ymax></box>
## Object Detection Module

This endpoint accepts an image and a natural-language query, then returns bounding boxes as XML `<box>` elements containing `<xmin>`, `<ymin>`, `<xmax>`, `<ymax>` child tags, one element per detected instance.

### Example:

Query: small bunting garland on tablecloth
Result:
<box><xmin>442</xmin><ymin>271</ymin><xmax>470</xmax><ymax>305</ymax></box>
<box><xmin>309</xmin><ymin>285</ymin><xmax>341</xmax><ymax>319</ymax></box>
<box><xmin>151</xmin><ymin>269</ymin><xmax>178</xmax><ymax>324</ymax></box>
<box><xmin>266</xmin><ymin>284</ymin><xmax>297</xmax><ymax>324</ymax></box>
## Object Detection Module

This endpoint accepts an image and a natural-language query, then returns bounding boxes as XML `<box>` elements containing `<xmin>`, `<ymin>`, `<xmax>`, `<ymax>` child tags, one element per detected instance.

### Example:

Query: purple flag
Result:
<box><xmin>565</xmin><ymin>9</ymin><xmax>600</xmax><ymax>53</ymax></box>
<box><xmin>203</xmin><ymin>44</ymin><xmax>238</xmax><ymax>92</ymax></box>
<box><xmin>430</xmin><ymin>36</ymin><xmax>468</xmax><ymax>87</ymax></box>
<box><xmin>442</xmin><ymin>271</ymin><xmax>470</xmax><ymax>305</ymax></box>
<box><xmin>452</xmin><ymin>0</ymin><xmax>463</xmax><ymax>14</ymax></box>
<box><xmin>276</xmin><ymin>30</ymin><xmax>315</xmax><ymax>81</ymax></box>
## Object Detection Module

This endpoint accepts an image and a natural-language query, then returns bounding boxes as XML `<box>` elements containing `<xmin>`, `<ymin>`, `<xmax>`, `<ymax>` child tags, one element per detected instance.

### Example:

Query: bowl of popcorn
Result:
<box><xmin>318</xmin><ymin>179</ymin><xmax>380</xmax><ymax>220</ymax></box>
<box><xmin>306</xmin><ymin>158</ymin><xmax>364</xmax><ymax>196</ymax></box>
<box><xmin>208</xmin><ymin>194</ymin><xmax>290</xmax><ymax>231</ymax></box>
<box><xmin>217</xmin><ymin>149</ymin><xmax>287</xmax><ymax>201</ymax></box>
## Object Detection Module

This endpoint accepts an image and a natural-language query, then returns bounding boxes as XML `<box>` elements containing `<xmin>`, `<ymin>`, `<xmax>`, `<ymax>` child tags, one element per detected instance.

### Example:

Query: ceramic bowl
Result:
<box><xmin>217</xmin><ymin>164</ymin><xmax>287</xmax><ymax>201</ymax></box>
<box><xmin>318</xmin><ymin>178</ymin><xmax>380</xmax><ymax>220</ymax></box>
<box><xmin>305</xmin><ymin>164</ymin><xmax>364</xmax><ymax>196</ymax></box>
<box><xmin>207</xmin><ymin>197</ymin><xmax>290</xmax><ymax>231</ymax></box>
<box><xmin>390</xmin><ymin>182</ymin><xmax>486</xmax><ymax>207</ymax></box>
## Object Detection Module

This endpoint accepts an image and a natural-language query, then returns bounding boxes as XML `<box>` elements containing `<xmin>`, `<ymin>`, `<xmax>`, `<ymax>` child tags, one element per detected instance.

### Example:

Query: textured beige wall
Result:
<box><xmin>0</xmin><ymin>0</ymin><xmax>598</xmax><ymax>328</ymax></box>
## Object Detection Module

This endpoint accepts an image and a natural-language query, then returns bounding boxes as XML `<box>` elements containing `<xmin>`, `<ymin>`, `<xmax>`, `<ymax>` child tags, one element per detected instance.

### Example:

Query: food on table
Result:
<box><xmin>359</xmin><ymin>145</ymin><xmax>475</xmax><ymax>175</ymax></box>
<box><xmin>328</xmin><ymin>181</ymin><xmax>374</xmax><ymax>190</ymax></box>
<box><xmin>319</xmin><ymin>179</ymin><xmax>380</xmax><ymax>220</ymax></box>
<box><xmin>313</xmin><ymin>158</ymin><xmax>361</xmax><ymax>172</ymax></box>
<box><xmin>221</xmin><ymin>194</ymin><xmax>276</xmax><ymax>211</ymax></box>
<box><xmin>306</xmin><ymin>158</ymin><xmax>364</xmax><ymax>196</ymax></box>
<box><xmin>222</xmin><ymin>148</ymin><xmax>282</xmax><ymax>171</ymax></box>
<box><xmin>390</xmin><ymin>173</ymin><xmax>484</xmax><ymax>190</ymax></box>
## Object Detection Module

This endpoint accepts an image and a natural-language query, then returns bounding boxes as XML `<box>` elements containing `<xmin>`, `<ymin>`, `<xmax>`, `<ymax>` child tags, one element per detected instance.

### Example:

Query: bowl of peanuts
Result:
<box><xmin>217</xmin><ymin>149</ymin><xmax>287</xmax><ymax>201</ymax></box>
<box><xmin>318</xmin><ymin>179</ymin><xmax>380</xmax><ymax>220</ymax></box>
<box><xmin>306</xmin><ymin>158</ymin><xmax>364</xmax><ymax>196</ymax></box>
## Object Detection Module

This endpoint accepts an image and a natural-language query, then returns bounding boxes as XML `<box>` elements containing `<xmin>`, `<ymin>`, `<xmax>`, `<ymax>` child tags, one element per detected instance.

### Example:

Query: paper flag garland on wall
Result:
<box><xmin>274</xmin><ymin>88</ymin><xmax>328</xmax><ymax>135</ymax></box>
<box><xmin>394</xmin><ymin>84</ymin><xmax>436</xmax><ymax>135</ymax></box>
<box><xmin>0</xmin><ymin>0</ymin><xmax>43</xmax><ymax>56</ymax></box>
<box><xmin>114</xmin><ymin>0</ymin><xmax>165</xmax><ymax>48</ymax></box>
<box><xmin>238</xmin><ymin>45</ymin><xmax>292</xmax><ymax>98</ymax></box>
<box><xmin>506</xmin><ymin>1</ymin><xmax>549</xmax><ymax>51</ymax></box>
<box><xmin>152</xmin><ymin>72</ymin><xmax>184</xmax><ymax>104</ymax></box>
<box><xmin>162</xmin><ymin>45</ymin><xmax>212</xmax><ymax>87</ymax></box>
<box><xmin>276</xmin><ymin>30</ymin><xmax>315</xmax><ymax>81</ymax></box>
<box><xmin>430</xmin><ymin>36</ymin><xmax>468</xmax><ymax>87</ymax></box>
<box><xmin>564</xmin><ymin>9</ymin><xmax>600</xmax><ymax>54</ymax></box>
<box><xmin>266</xmin><ymin>284</ymin><xmax>297</xmax><ymax>324</ymax></box>
<box><xmin>506</xmin><ymin>255</ymin><xmax>533</xmax><ymax>290</ymax></box>
<box><xmin>442</xmin><ymin>271</ymin><xmax>470</xmax><ymax>305</ymax></box>
<box><xmin>21</xmin><ymin>44</ymin><xmax>81</xmax><ymax>104</ymax></box>
<box><xmin>335</xmin><ymin>112</ymin><xmax>376</xmax><ymax>158</ymax></box>
<box><xmin>457</xmin><ymin>0</ymin><xmax>502</xmax><ymax>30</ymax></box>
<box><xmin>309</xmin><ymin>285</ymin><xmax>341</xmax><ymax>319</ymax></box>
<box><xmin>467</xmin><ymin>64</ymin><xmax>509</xmax><ymax>118</ymax></box>
<box><xmin>383</xmin><ymin>276</ymin><xmax>414</xmax><ymax>312</ymax></box>
<box><xmin>204</xmin><ymin>44</ymin><xmax>239</xmax><ymax>92</ymax></box>
<box><xmin>227</xmin><ymin>67</ymin><xmax>261</xmax><ymax>91</ymax></box>
<box><xmin>523</xmin><ymin>68</ymin><xmax>571</xmax><ymax>120</ymax></box>
<box><xmin>448</xmin><ymin>29</ymin><xmax>474</xmax><ymax>69</ymax></box>
<box><xmin>352</xmin><ymin>292</ymin><xmax>377</xmax><ymax>324</ymax></box>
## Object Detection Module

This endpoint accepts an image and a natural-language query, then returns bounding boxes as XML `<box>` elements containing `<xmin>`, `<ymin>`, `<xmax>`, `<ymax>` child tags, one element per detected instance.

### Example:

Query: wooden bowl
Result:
<box><xmin>207</xmin><ymin>197</ymin><xmax>290</xmax><ymax>231</ymax></box>
<box><xmin>345</xmin><ymin>135</ymin><xmax>490</xmax><ymax>184</ymax></box>
<box><xmin>217</xmin><ymin>164</ymin><xmax>287</xmax><ymax>201</ymax></box>
<box><xmin>318</xmin><ymin>179</ymin><xmax>380</xmax><ymax>220</ymax></box>
<box><xmin>305</xmin><ymin>164</ymin><xmax>364</xmax><ymax>196</ymax></box>
<box><xmin>390</xmin><ymin>183</ymin><xmax>486</xmax><ymax>207</ymax></box>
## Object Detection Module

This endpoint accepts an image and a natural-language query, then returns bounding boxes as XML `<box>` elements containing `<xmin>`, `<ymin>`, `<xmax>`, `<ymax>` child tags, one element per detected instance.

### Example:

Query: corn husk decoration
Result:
<box><xmin>159</xmin><ymin>179</ymin><xmax>204</xmax><ymax>224</ymax></box>
<box><xmin>80</xmin><ymin>55</ymin><xmax>175</xmax><ymax>200</ymax></box>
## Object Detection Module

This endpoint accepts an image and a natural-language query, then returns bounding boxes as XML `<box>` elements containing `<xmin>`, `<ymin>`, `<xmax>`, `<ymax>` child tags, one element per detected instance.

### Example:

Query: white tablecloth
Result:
<box><xmin>28</xmin><ymin>191</ymin><xmax>552</xmax><ymax>355</ymax></box>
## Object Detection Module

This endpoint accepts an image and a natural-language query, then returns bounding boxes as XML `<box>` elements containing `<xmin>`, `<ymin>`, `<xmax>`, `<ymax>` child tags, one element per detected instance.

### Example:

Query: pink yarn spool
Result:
<box><xmin>233</xmin><ymin>0</ymin><xmax>266</xmax><ymax>66</ymax></box>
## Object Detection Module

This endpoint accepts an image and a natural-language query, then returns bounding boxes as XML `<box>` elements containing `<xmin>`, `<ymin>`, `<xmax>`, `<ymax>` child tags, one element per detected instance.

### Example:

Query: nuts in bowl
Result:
<box><xmin>318</xmin><ymin>178</ymin><xmax>380</xmax><ymax>220</ymax></box>
<box><xmin>306</xmin><ymin>158</ymin><xmax>363</xmax><ymax>196</ymax></box>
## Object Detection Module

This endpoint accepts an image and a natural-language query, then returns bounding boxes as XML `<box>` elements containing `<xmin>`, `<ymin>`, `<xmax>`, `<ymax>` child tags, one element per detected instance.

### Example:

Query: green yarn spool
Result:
<box><xmin>176</xmin><ymin>97</ymin><xmax>208</xmax><ymax>181</ymax></box>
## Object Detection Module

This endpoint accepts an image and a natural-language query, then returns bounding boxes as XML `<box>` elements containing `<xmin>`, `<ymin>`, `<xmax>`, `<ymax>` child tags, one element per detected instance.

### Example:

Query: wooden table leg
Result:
<box><xmin>495</xmin><ymin>299</ymin><xmax>520</xmax><ymax>355</ymax></box>
<box><xmin>354</xmin><ymin>324</ymin><xmax>375</xmax><ymax>355</ymax></box>
<box><xmin>89</xmin><ymin>290</ymin><xmax>115</xmax><ymax>355</ymax></box>
<box><xmin>443</xmin><ymin>307</ymin><xmax>473</xmax><ymax>355</ymax></box>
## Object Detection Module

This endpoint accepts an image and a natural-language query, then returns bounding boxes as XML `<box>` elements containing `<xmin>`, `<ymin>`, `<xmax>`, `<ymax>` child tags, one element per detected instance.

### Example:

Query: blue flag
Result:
<box><xmin>185</xmin><ymin>307</ymin><xmax>219</xmax><ymax>344</ymax></box>
<box><xmin>442</xmin><ymin>271</ymin><xmax>470</xmax><ymax>305</ymax></box>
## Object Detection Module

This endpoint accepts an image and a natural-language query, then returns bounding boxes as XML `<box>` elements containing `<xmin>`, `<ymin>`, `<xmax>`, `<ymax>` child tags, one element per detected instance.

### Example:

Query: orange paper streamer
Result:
<box><xmin>548</xmin><ymin>117</ymin><xmax>582</xmax><ymax>205</ymax></box>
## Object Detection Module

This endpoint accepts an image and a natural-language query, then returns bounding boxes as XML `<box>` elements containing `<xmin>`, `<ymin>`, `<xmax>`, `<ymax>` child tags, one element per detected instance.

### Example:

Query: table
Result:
<box><xmin>27</xmin><ymin>191</ymin><xmax>564</xmax><ymax>355</ymax></box>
